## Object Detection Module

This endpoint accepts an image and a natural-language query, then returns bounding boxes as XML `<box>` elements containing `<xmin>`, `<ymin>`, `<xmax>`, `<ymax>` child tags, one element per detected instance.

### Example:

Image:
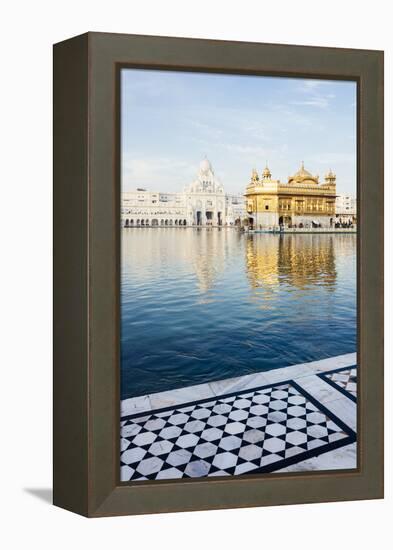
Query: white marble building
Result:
<box><xmin>335</xmin><ymin>194</ymin><xmax>357</xmax><ymax>224</ymax></box>
<box><xmin>121</xmin><ymin>158</ymin><xmax>245</xmax><ymax>227</ymax></box>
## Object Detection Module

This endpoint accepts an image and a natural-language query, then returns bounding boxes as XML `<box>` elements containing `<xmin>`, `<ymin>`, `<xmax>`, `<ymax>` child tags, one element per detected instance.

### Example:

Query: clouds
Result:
<box><xmin>121</xmin><ymin>154</ymin><xmax>196</xmax><ymax>189</ymax></box>
<box><xmin>291</xmin><ymin>79</ymin><xmax>337</xmax><ymax>109</ymax></box>
<box><xmin>121</xmin><ymin>70</ymin><xmax>356</xmax><ymax>195</ymax></box>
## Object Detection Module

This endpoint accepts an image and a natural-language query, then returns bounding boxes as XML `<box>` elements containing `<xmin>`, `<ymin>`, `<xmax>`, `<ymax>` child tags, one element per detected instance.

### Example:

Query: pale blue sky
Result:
<box><xmin>121</xmin><ymin>69</ymin><xmax>356</xmax><ymax>196</ymax></box>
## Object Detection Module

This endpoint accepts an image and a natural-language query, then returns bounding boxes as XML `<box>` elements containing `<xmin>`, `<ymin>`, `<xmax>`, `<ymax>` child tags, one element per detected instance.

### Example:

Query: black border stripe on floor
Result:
<box><xmin>317</xmin><ymin>365</ymin><xmax>357</xmax><ymax>403</ymax></box>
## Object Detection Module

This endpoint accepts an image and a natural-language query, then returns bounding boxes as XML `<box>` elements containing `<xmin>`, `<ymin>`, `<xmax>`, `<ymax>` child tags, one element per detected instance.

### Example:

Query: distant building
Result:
<box><xmin>335</xmin><ymin>194</ymin><xmax>357</xmax><ymax>225</ymax></box>
<box><xmin>244</xmin><ymin>162</ymin><xmax>337</xmax><ymax>229</ymax></box>
<box><xmin>121</xmin><ymin>158</ymin><xmax>246</xmax><ymax>227</ymax></box>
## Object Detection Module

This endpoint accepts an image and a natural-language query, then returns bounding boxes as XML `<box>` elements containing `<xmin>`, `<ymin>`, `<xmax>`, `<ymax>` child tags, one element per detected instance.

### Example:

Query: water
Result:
<box><xmin>121</xmin><ymin>229</ymin><xmax>357</xmax><ymax>400</ymax></box>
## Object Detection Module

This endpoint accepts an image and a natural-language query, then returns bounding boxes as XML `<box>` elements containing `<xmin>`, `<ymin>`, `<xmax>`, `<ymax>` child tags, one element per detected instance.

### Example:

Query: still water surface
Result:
<box><xmin>121</xmin><ymin>229</ymin><xmax>356</xmax><ymax>399</ymax></box>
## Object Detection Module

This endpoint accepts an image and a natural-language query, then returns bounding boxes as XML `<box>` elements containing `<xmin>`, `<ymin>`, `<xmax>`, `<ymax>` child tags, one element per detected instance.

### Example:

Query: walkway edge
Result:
<box><xmin>121</xmin><ymin>352</ymin><xmax>357</xmax><ymax>418</ymax></box>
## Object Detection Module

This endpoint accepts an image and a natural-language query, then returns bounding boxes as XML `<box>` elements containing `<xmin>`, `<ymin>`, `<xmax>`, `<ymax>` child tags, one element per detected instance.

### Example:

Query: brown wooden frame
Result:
<box><xmin>53</xmin><ymin>32</ymin><xmax>384</xmax><ymax>517</ymax></box>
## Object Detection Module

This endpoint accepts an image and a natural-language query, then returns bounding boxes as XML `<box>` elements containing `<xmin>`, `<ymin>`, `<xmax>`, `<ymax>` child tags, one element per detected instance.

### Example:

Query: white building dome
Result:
<box><xmin>199</xmin><ymin>157</ymin><xmax>213</xmax><ymax>175</ymax></box>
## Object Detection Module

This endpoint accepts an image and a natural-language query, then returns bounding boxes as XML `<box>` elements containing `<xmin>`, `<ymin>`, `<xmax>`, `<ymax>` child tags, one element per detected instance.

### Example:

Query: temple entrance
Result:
<box><xmin>279</xmin><ymin>215</ymin><xmax>292</xmax><ymax>227</ymax></box>
<box><xmin>218</xmin><ymin>212</ymin><xmax>222</xmax><ymax>226</ymax></box>
<box><xmin>248</xmin><ymin>217</ymin><xmax>254</xmax><ymax>229</ymax></box>
<box><xmin>196</xmin><ymin>211</ymin><xmax>202</xmax><ymax>225</ymax></box>
<box><xmin>206</xmin><ymin>211</ymin><xmax>213</xmax><ymax>225</ymax></box>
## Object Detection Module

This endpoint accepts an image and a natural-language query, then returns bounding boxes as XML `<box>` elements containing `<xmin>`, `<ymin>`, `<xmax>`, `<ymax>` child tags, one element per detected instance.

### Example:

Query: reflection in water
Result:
<box><xmin>121</xmin><ymin>229</ymin><xmax>357</xmax><ymax>399</ymax></box>
<box><xmin>246</xmin><ymin>234</ymin><xmax>337</xmax><ymax>291</ymax></box>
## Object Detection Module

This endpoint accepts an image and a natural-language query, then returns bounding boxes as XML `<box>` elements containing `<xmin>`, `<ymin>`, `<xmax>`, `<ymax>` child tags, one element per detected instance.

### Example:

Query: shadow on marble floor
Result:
<box><xmin>24</xmin><ymin>488</ymin><xmax>52</xmax><ymax>504</ymax></box>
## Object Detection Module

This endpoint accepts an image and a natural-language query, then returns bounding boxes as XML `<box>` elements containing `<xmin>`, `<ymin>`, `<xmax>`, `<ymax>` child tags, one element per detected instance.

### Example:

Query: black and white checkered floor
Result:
<box><xmin>319</xmin><ymin>366</ymin><xmax>357</xmax><ymax>402</ymax></box>
<box><xmin>120</xmin><ymin>374</ymin><xmax>357</xmax><ymax>482</ymax></box>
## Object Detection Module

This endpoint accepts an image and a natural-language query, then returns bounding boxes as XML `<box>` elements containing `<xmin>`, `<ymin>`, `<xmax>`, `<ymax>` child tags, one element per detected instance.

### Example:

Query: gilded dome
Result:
<box><xmin>325</xmin><ymin>168</ymin><xmax>336</xmax><ymax>179</ymax></box>
<box><xmin>288</xmin><ymin>162</ymin><xmax>318</xmax><ymax>185</ymax></box>
<box><xmin>262</xmin><ymin>164</ymin><xmax>272</xmax><ymax>179</ymax></box>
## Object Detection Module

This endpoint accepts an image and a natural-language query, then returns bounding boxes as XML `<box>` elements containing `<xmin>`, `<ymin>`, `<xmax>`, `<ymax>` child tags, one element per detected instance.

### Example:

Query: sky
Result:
<box><xmin>121</xmin><ymin>69</ymin><xmax>356</xmax><ymax>196</ymax></box>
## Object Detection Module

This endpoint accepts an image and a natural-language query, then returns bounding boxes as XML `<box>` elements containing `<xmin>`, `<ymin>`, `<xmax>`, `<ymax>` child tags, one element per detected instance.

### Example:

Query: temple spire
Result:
<box><xmin>262</xmin><ymin>162</ymin><xmax>272</xmax><ymax>180</ymax></box>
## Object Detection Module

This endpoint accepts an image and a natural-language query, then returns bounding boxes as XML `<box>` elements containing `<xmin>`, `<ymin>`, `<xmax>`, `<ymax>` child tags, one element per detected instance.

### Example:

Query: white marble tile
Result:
<box><xmin>120</xmin><ymin>465</ymin><xmax>135</xmax><ymax>481</ymax></box>
<box><xmin>265</xmin><ymin>423</ymin><xmax>286</xmax><ymax>437</ymax></box>
<box><xmin>121</xmin><ymin>394</ymin><xmax>152</xmax><ymax>418</ymax></box>
<box><xmin>120</xmin><ymin>423</ymin><xmax>142</xmax><ymax>439</ymax></box>
<box><xmin>260</xmin><ymin>453</ymin><xmax>281</xmax><ymax>467</ymax></box>
<box><xmin>261</xmin><ymin>364</ymin><xmax>311</xmax><ymax>383</ymax></box>
<box><xmin>228</xmin><ymin>409</ymin><xmax>248</xmax><ymax>421</ymax></box>
<box><xmin>208</xmin><ymin>373</ymin><xmax>261</xmax><ymax>396</ymax></box>
<box><xmin>263</xmin><ymin>437</ymin><xmax>286</xmax><ymax>453</ymax></box>
<box><xmin>235</xmin><ymin>461</ymin><xmax>257</xmax><ymax>475</ymax></box>
<box><xmin>200</xmin><ymin>427</ymin><xmax>222</xmax><ymax>441</ymax></box>
<box><xmin>158</xmin><ymin>425</ymin><xmax>182</xmax><ymax>440</ymax></box>
<box><xmin>148</xmin><ymin>383</ymin><xmax>215</xmax><ymax>411</ymax></box>
<box><xmin>213</xmin><ymin>451</ymin><xmax>238</xmax><ymax>470</ymax></box>
<box><xmin>176</xmin><ymin>433</ymin><xmax>199</xmax><ymax>448</ymax></box>
<box><xmin>144</xmin><ymin>417</ymin><xmax>166</xmax><ymax>431</ymax></box>
<box><xmin>191</xmin><ymin>407</ymin><xmax>212</xmax><ymax>419</ymax></box>
<box><xmin>209</xmin><ymin>469</ymin><xmax>231</xmax><ymax>477</ymax></box>
<box><xmin>156</xmin><ymin>467</ymin><xmax>183</xmax><ymax>480</ymax></box>
<box><xmin>219</xmin><ymin>435</ymin><xmax>243</xmax><ymax>451</ymax></box>
<box><xmin>166</xmin><ymin>449</ymin><xmax>192</xmax><ymax>467</ymax></box>
<box><xmin>148</xmin><ymin>440</ymin><xmax>174</xmax><ymax>456</ymax></box>
<box><xmin>136</xmin><ymin>456</ymin><xmax>164</xmax><ymax>476</ymax></box>
<box><xmin>322</xmin><ymin>398</ymin><xmax>357</xmax><ymax>431</ymax></box>
<box><xmin>122</xmin><ymin>446</ymin><xmax>147</xmax><ymax>465</ymax></box>
<box><xmin>304</xmin><ymin>352</ymin><xmax>357</xmax><ymax>375</ymax></box>
<box><xmin>193</xmin><ymin>442</ymin><xmax>217</xmax><ymax>458</ymax></box>
<box><xmin>246</xmin><ymin>415</ymin><xmax>267</xmax><ymax>429</ymax></box>
<box><xmin>224</xmin><ymin>421</ymin><xmax>246</xmax><ymax>435</ymax></box>
<box><xmin>167</xmin><ymin>412</ymin><xmax>189</xmax><ymax>426</ymax></box>
<box><xmin>206</xmin><ymin>414</ymin><xmax>227</xmax><ymax>427</ymax></box>
<box><xmin>277</xmin><ymin>442</ymin><xmax>357</xmax><ymax>472</ymax></box>
<box><xmin>133</xmin><ymin>431</ymin><xmax>157</xmax><ymax>447</ymax></box>
<box><xmin>296</xmin><ymin>375</ymin><xmax>346</xmax><ymax>404</ymax></box>
<box><xmin>239</xmin><ymin>444</ymin><xmax>263</xmax><ymax>461</ymax></box>
<box><xmin>212</xmin><ymin>403</ymin><xmax>232</xmax><ymax>415</ymax></box>
<box><xmin>183</xmin><ymin>419</ymin><xmax>205</xmax><ymax>433</ymax></box>
<box><xmin>243</xmin><ymin>428</ymin><xmax>266</xmax><ymax>444</ymax></box>
<box><xmin>184</xmin><ymin>460</ymin><xmax>210</xmax><ymax>477</ymax></box>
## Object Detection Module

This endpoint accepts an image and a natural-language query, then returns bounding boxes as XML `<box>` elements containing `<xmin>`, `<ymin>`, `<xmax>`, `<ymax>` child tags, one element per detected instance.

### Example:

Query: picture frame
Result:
<box><xmin>53</xmin><ymin>32</ymin><xmax>383</xmax><ymax>517</ymax></box>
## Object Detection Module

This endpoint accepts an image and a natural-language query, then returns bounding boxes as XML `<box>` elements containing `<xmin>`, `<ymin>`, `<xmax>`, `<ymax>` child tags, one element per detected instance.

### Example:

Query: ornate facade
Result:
<box><xmin>245</xmin><ymin>162</ymin><xmax>337</xmax><ymax>229</ymax></box>
<box><xmin>121</xmin><ymin>158</ymin><xmax>245</xmax><ymax>227</ymax></box>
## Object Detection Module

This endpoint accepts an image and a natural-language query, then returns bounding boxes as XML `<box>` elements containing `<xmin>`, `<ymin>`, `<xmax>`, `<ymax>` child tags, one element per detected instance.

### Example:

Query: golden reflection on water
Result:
<box><xmin>122</xmin><ymin>229</ymin><xmax>356</xmax><ymax>298</ymax></box>
<box><xmin>246</xmin><ymin>233</ymin><xmax>337</xmax><ymax>292</ymax></box>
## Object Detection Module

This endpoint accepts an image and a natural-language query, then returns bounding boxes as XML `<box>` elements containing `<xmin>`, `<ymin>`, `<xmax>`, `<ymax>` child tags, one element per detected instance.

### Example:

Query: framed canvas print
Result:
<box><xmin>53</xmin><ymin>32</ymin><xmax>383</xmax><ymax>517</ymax></box>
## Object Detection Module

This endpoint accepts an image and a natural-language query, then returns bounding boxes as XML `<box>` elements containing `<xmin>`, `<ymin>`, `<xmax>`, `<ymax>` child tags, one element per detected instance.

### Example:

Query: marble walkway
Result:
<box><xmin>120</xmin><ymin>353</ymin><xmax>357</xmax><ymax>481</ymax></box>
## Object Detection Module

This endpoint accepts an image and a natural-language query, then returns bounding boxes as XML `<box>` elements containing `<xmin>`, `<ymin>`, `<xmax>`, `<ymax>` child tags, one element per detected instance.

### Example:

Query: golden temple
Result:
<box><xmin>245</xmin><ymin>162</ymin><xmax>337</xmax><ymax>229</ymax></box>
